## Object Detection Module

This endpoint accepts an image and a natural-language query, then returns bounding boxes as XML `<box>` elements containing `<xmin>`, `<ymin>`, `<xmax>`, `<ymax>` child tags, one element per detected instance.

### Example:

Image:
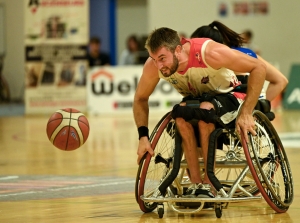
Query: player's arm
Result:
<box><xmin>257</xmin><ymin>55</ymin><xmax>288</xmax><ymax>101</ymax></box>
<box><xmin>204</xmin><ymin>41</ymin><xmax>267</xmax><ymax>140</ymax></box>
<box><xmin>133</xmin><ymin>57</ymin><xmax>160</xmax><ymax>164</ymax></box>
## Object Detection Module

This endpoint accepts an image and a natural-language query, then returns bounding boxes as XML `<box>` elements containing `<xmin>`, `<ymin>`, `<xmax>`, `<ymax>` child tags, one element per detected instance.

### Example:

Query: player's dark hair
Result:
<box><xmin>191</xmin><ymin>21</ymin><xmax>244</xmax><ymax>47</ymax></box>
<box><xmin>90</xmin><ymin>36</ymin><xmax>101</xmax><ymax>44</ymax></box>
<box><xmin>145</xmin><ymin>27</ymin><xmax>181</xmax><ymax>53</ymax></box>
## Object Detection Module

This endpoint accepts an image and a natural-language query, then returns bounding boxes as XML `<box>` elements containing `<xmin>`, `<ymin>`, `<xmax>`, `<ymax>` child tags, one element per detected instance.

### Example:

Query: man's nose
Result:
<box><xmin>157</xmin><ymin>62</ymin><xmax>164</xmax><ymax>69</ymax></box>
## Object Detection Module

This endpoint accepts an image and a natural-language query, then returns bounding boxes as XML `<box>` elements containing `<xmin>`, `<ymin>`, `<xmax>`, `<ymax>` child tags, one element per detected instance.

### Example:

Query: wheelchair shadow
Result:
<box><xmin>137</xmin><ymin>209</ymin><xmax>230</xmax><ymax>222</ymax></box>
<box><xmin>137</xmin><ymin>206</ymin><xmax>293</xmax><ymax>222</ymax></box>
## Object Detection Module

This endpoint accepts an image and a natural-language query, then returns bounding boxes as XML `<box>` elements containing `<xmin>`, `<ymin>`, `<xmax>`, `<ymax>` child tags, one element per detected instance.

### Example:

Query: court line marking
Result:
<box><xmin>0</xmin><ymin>180</ymin><xmax>135</xmax><ymax>197</ymax></box>
<box><xmin>0</xmin><ymin>176</ymin><xmax>19</xmax><ymax>181</ymax></box>
<box><xmin>279</xmin><ymin>132</ymin><xmax>300</xmax><ymax>137</ymax></box>
<box><xmin>279</xmin><ymin>132</ymin><xmax>300</xmax><ymax>149</ymax></box>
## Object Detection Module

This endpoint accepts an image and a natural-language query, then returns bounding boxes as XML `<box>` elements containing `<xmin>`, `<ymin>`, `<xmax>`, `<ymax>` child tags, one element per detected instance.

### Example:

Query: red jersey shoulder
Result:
<box><xmin>185</xmin><ymin>38</ymin><xmax>211</xmax><ymax>68</ymax></box>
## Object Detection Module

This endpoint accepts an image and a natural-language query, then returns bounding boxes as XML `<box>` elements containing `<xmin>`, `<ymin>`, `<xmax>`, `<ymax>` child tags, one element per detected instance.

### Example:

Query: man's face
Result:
<box><xmin>149</xmin><ymin>47</ymin><xmax>179</xmax><ymax>77</ymax></box>
<box><xmin>89</xmin><ymin>42</ymin><xmax>100</xmax><ymax>54</ymax></box>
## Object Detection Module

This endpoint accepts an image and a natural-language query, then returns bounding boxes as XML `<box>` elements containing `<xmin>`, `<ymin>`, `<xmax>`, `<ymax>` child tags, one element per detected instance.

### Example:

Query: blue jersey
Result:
<box><xmin>231</xmin><ymin>46</ymin><xmax>265</xmax><ymax>97</ymax></box>
<box><xmin>232</xmin><ymin>47</ymin><xmax>257</xmax><ymax>58</ymax></box>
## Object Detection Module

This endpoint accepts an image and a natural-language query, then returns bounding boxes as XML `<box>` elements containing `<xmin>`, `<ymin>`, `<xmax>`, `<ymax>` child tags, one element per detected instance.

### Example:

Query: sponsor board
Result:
<box><xmin>24</xmin><ymin>0</ymin><xmax>89</xmax><ymax>114</ymax></box>
<box><xmin>283</xmin><ymin>64</ymin><xmax>300</xmax><ymax>109</ymax></box>
<box><xmin>87</xmin><ymin>66</ymin><xmax>182</xmax><ymax>115</ymax></box>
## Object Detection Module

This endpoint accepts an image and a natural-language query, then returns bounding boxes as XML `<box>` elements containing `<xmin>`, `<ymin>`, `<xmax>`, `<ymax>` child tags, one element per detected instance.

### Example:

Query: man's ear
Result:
<box><xmin>175</xmin><ymin>45</ymin><xmax>182</xmax><ymax>56</ymax></box>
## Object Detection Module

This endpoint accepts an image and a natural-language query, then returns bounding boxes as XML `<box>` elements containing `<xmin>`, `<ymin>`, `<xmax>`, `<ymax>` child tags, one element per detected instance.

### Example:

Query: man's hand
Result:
<box><xmin>137</xmin><ymin>136</ymin><xmax>154</xmax><ymax>165</ymax></box>
<box><xmin>235</xmin><ymin>112</ymin><xmax>256</xmax><ymax>143</ymax></box>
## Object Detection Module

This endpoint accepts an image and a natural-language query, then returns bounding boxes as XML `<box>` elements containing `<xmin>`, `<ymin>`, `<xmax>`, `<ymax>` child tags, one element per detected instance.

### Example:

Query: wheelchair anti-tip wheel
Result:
<box><xmin>242</xmin><ymin>110</ymin><xmax>293</xmax><ymax>213</ymax></box>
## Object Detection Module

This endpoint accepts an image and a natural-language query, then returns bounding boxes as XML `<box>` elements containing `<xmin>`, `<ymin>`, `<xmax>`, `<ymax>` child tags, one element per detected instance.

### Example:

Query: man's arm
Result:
<box><xmin>204</xmin><ymin>41</ymin><xmax>267</xmax><ymax>140</ymax></box>
<box><xmin>133</xmin><ymin>57</ymin><xmax>160</xmax><ymax>164</ymax></box>
<box><xmin>257</xmin><ymin>55</ymin><xmax>288</xmax><ymax>101</ymax></box>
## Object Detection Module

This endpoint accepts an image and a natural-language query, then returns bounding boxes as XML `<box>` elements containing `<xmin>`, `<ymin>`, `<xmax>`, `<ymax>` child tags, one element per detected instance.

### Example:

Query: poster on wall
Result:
<box><xmin>24</xmin><ymin>0</ymin><xmax>89</xmax><ymax>114</ymax></box>
<box><xmin>218</xmin><ymin>1</ymin><xmax>269</xmax><ymax>17</ymax></box>
<box><xmin>233</xmin><ymin>1</ymin><xmax>268</xmax><ymax>15</ymax></box>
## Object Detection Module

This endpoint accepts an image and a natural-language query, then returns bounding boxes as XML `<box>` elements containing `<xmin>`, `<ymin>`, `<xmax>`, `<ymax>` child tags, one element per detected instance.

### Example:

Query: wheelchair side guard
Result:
<box><xmin>254</xmin><ymin>99</ymin><xmax>275</xmax><ymax>121</ymax></box>
<box><xmin>207</xmin><ymin>128</ymin><xmax>224</xmax><ymax>191</ymax></box>
<box><xmin>158</xmin><ymin>127</ymin><xmax>182</xmax><ymax>195</ymax></box>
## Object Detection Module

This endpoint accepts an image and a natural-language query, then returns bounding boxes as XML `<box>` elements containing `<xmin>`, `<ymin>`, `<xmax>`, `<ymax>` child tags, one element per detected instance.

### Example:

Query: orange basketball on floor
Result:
<box><xmin>46</xmin><ymin>108</ymin><xmax>90</xmax><ymax>151</ymax></box>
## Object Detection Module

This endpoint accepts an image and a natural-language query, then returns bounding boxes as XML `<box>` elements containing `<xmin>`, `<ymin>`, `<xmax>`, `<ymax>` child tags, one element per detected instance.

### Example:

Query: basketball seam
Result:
<box><xmin>52</xmin><ymin>125</ymin><xmax>69</xmax><ymax>148</ymax></box>
<box><xmin>77</xmin><ymin>119</ymin><xmax>89</xmax><ymax>128</ymax></box>
<box><xmin>48</xmin><ymin>117</ymin><xmax>89</xmax><ymax>127</ymax></box>
<box><xmin>64</xmin><ymin>110</ymin><xmax>72</xmax><ymax>150</ymax></box>
<box><xmin>72</xmin><ymin>109</ymin><xmax>85</xmax><ymax>146</ymax></box>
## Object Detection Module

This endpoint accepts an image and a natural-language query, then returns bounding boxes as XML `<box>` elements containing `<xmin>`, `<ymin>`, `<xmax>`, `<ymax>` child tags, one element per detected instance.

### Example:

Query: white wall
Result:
<box><xmin>147</xmin><ymin>0</ymin><xmax>300</xmax><ymax>79</ymax></box>
<box><xmin>0</xmin><ymin>0</ymin><xmax>25</xmax><ymax>100</ymax></box>
<box><xmin>116</xmin><ymin>0</ymin><xmax>148</xmax><ymax>64</ymax></box>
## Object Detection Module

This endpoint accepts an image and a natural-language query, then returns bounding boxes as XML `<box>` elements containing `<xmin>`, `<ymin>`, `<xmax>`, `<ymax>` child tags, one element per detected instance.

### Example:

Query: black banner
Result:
<box><xmin>25</xmin><ymin>44</ymin><xmax>87</xmax><ymax>62</ymax></box>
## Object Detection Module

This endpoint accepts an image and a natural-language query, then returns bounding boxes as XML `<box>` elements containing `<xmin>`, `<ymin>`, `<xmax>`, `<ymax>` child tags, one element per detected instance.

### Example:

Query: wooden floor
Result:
<box><xmin>0</xmin><ymin>109</ymin><xmax>300</xmax><ymax>222</ymax></box>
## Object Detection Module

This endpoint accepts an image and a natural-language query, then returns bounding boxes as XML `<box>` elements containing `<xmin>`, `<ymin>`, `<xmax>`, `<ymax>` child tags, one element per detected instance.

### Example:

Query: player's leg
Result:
<box><xmin>198</xmin><ymin>101</ymin><xmax>215</xmax><ymax>185</ymax></box>
<box><xmin>200</xmin><ymin>93</ymin><xmax>243</xmax><ymax>193</ymax></box>
<box><xmin>175</xmin><ymin>117</ymin><xmax>202</xmax><ymax>184</ymax></box>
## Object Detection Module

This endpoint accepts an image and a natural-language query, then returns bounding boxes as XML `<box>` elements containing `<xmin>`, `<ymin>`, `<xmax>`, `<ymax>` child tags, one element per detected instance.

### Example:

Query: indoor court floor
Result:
<box><xmin>0</xmin><ymin>108</ymin><xmax>299</xmax><ymax>222</ymax></box>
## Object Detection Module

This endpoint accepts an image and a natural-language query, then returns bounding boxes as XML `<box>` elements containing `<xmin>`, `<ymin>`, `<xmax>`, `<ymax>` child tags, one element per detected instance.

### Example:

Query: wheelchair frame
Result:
<box><xmin>135</xmin><ymin>110</ymin><xmax>293</xmax><ymax>218</ymax></box>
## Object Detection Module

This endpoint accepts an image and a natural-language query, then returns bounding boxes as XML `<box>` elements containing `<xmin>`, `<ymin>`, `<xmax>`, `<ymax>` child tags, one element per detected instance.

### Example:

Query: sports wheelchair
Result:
<box><xmin>135</xmin><ymin>100</ymin><xmax>293</xmax><ymax>219</ymax></box>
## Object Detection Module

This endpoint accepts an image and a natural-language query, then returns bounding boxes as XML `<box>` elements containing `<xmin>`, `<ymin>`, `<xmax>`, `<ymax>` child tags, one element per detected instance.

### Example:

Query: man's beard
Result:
<box><xmin>160</xmin><ymin>54</ymin><xmax>179</xmax><ymax>77</ymax></box>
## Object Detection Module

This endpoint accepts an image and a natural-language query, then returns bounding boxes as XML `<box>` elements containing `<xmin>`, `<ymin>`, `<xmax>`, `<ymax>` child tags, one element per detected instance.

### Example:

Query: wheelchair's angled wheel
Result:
<box><xmin>135</xmin><ymin>112</ymin><xmax>175</xmax><ymax>213</ymax></box>
<box><xmin>214</xmin><ymin>135</ymin><xmax>259</xmax><ymax>196</ymax></box>
<box><xmin>242</xmin><ymin>110</ymin><xmax>293</xmax><ymax>212</ymax></box>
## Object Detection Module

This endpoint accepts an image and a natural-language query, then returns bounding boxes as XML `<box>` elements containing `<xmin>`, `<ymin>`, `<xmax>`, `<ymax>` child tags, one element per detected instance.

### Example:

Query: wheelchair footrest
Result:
<box><xmin>180</xmin><ymin>159</ymin><xmax>248</xmax><ymax>168</ymax></box>
<box><xmin>140</xmin><ymin>195</ymin><xmax>261</xmax><ymax>203</ymax></box>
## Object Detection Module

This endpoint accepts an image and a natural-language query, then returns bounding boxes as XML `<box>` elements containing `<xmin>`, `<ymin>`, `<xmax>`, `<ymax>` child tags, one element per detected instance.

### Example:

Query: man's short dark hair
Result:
<box><xmin>145</xmin><ymin>27</ymin><xmax>180</xmax><ymax>54</ymax></box>
<box><xmin>90</xmin><ymin>36</ymin><xmax>101</xmax><ymax>44</ymax></box>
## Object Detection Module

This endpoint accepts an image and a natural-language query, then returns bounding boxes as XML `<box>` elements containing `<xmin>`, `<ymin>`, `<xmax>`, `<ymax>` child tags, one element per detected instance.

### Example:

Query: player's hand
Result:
<box><xmin>137</xmin><ymin>137</ymin><xmax>154</xmax><ymax>165</ymax></box>
<box><xmin>235</xmin><ymin>112</ymin><xmax>256</xmax><ymax>143</ymax></box>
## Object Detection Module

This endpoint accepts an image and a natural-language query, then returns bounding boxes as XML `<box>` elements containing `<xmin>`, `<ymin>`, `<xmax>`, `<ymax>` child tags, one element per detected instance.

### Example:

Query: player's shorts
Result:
<box><xmin>181</xmin><ymin>92</ymin><xmax>245</xmax><ymax>147</ymax></box>
<box><xmin>183</xmin><ymin>92</ymin><xmax>246</xmax><ymax>128</ymax></box>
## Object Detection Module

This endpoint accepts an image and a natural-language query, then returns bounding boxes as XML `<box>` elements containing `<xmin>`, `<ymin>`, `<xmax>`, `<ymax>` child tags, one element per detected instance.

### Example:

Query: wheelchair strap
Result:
<box><xmin>207</xmin><ymin>128</ymin><xmax>224</xmax><ymax>191</ymax></box>
<box><xmin>158</xmin><ymin>127</ymin><xmax>183</xmax><ymax>195</ymax></box>
<box><xmin>171</xmin><ymin>104</ymin><xmax>217</xmax><ymax>123</ymax></box>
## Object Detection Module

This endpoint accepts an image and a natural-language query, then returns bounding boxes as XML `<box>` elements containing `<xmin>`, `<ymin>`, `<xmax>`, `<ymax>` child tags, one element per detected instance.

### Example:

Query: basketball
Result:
<box><xmin>46</xmin><ymin>108</ymin><xmax>90</xmax><ymax>151</ymax></box>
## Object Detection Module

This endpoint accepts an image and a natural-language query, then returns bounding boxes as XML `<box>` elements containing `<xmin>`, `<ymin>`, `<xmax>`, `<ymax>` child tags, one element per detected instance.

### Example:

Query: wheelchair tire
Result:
<box><xmin>242</xmin><ymin>110</ymin><xmax>293</xmax><ymax>212</ymax></box>
<box><xmin>135</xmin><ymin>112</ymin><xmax>176</xmax><ymax>213</ymax></box>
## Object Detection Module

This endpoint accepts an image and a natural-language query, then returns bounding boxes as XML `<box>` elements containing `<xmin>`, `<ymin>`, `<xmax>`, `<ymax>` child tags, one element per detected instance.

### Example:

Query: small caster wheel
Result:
<box><xmin>157</xmin><ymin>203</ymin><xmax>164</xmax><ymax>218</ymax></box>
<box><xmin>215</xmin><ymin>207</ymin><xmax>222</xmax><ymax>218</ymax></box>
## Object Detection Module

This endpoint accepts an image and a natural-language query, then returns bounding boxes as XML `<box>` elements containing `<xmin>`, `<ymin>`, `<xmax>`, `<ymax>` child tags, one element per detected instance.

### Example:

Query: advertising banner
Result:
<box><xmin>24</xmin><ymin>0</ymin><xmax>89</xmax><ymax>114</ymax></box>
<box><xmin>283</xmin><ymin>64</ymin><xmax>300</xmax><ymax>109</ymax></box>
<box><xmin>87</xmin><ymin>66</ymin><xmax>182</xmax><ymax>115</ymax></box>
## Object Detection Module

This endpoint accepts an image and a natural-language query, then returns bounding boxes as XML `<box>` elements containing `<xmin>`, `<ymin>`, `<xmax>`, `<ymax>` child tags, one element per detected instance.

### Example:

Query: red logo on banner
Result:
<box><xmin>91</xmin><ymin>70</ymin><xmax>114</xmax><ymax>82</ymax></box>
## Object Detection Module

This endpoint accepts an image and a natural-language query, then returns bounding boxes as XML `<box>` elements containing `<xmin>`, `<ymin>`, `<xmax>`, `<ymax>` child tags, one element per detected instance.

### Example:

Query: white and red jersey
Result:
<box><xmin>159</xmin><ymin>38</ymin><xmax>241</xmax><ymax>98</ymax></box>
